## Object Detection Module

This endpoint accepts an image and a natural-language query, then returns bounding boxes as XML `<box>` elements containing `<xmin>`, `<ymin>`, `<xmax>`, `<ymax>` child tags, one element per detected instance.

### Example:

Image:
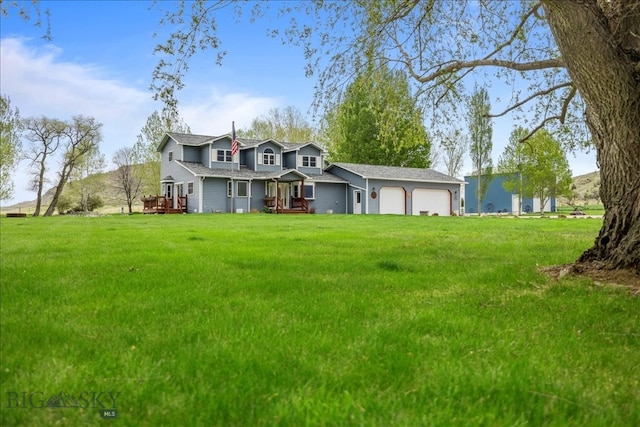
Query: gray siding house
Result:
<box><xmin>155</xmin><ymin>132</ymin><xmax>464</xmax><ymax>215</ymax></box>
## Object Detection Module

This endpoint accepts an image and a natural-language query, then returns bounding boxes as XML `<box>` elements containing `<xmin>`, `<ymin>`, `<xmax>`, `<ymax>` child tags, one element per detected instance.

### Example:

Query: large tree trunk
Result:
<box><xmin>543</xmin><ymin>1</ymin><xmax>640</xmax><ymax>273</ymax></box>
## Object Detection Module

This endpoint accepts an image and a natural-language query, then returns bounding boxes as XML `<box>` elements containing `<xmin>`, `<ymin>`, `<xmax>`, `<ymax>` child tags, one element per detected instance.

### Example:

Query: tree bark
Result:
<box><xmin>543</xmin><ymin>0</ymin><xmax>640</xmax><ymax>273</ymax></box>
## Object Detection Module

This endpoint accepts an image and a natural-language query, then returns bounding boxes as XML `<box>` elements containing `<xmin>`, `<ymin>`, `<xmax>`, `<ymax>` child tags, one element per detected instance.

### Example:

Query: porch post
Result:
<box><xmin>301</xmin><ymin>178</ymin><xmax>306</xmax><ymax>212</ymax></box>
<box><xmin>276</xmin><ymin>178</ymin><xmax>280</xmax><ymax>214</ymax></box>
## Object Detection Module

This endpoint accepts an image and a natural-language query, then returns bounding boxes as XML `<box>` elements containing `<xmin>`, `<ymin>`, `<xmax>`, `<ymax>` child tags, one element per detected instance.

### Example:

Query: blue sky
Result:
<box><xmin>1</xmin><ymin>1</ymin><xmax>597</xmax><ymax>205</ymax></box>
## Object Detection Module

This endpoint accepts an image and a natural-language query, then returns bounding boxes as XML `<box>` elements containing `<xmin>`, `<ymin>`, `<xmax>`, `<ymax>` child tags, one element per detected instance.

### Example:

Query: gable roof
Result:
<box><xmin>281</xmin><ymin>141</ymin><xmax>326</xmax><ymax>152</ymax></box>
<box><xmin>327</xmin><ymin>162</ymin><xmax>464</xmax><ymax>184</ymax></box>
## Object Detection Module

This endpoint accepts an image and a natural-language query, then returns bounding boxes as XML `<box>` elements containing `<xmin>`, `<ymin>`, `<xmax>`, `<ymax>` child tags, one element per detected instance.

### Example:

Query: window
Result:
<box><xmin>227</xmin><ymin>181</ymin><xmax>249</xmax><ymax>198</ymax></box>
<box><xmin>292</xmin><ymin>183</ymin><xmax>315</xmax><ymax>199</ymax></box>
<box><xmin>188</xmin><ymin>182</ymin><xmax>194</xmax><ymax>195</ymax></box>
<box><xmin>263</xmin><ymin>148</ymin><xmax>275</xmax><ymax>165</ymax></box>
<box><xmin>302</xmin><ymin>156</ymin><xmax>317</xmax><ymax>167</ymax></box>
<box><xmin>237</xmin><ymin>181</ymin><xmax>249</xmax><ymax>197</ymax></box>
<box><xmin>216</xmin><ymin>149</ymin><xmax>232</xmax><ymax>162</ymax></box>
<box><xmin>304</xmin><ymin>184</ymin><xmax>315</xmax><ymax>199</ymax></box>
<box><xmin>168</xmin><ymin>151</ymin><xmax>173</xmax><ymax>162</ymax></box>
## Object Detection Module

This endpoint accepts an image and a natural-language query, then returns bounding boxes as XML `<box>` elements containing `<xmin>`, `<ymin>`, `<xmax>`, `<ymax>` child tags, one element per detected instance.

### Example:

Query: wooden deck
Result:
<box><xmin>142</xmin><ymin>195</ymin><xmax>187</xmax><ymax>214</ymax></box>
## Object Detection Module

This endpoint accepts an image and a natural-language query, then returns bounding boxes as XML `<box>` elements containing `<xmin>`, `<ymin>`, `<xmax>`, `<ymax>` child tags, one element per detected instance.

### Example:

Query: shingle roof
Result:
<box><xmin>176</xmin><ymin>161</ymin><xmax>347</xmax><ymax>183</ymax></box>
<box><xmin>167</xmin><ymin>132</ymin><xmax>216</xmax><ymax>146</ymax></box>
<box><xmin>328</xmin><ymin>162</ymin><xmax>464</xmax><ymax>184</ymax></box>
<box><xmin>164</xmin><ymin>132</ymin><xmax>327</xmax><ymax>153</ymax></box>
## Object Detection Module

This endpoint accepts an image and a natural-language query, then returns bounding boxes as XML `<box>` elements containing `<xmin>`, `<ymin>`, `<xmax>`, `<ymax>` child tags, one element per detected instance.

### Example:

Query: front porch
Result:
<box><xmin>262</xmin><ymin>170</ymin><xmax>310</xmax><ymax>214</ymax></box>
<box><xmin>263</xmin><ymin>196</ymin><xmax>308</xmax><ymax>214</ymax></box>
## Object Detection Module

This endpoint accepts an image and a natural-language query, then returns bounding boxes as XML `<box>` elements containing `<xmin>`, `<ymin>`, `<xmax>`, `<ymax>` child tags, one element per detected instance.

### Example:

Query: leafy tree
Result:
<box><xmin>498</xmin><ymin>127</ymin><xmax>529</xmax><ymax>214</ymax></box>
<box><xmin>521</xmin><ymin>130</ymin><xmax>573</xmax><ymax>215</ymax></box>
<box><xmin>151</xmin><ymin>1</ymin><xmax>640</xmax><ymax>273</ymax></box>
<box><xmin>112</xmin><ymin>147</ymin><xmax>143</xmax><ymax>214</ymax></box>
<box><xmin>439</xmin><ymin>129</ymin><xmax>467</xmax><ymax>178</ymax></box>
<box><xmin>324</xmin><ymin>65</ymin><xmax>431</xmax><ymax>167</ymax></box>
<box><xmin>133</xmin><ymin>110</ymin><xmax>190</xmax><ymax>195</ymax></box>
<box><xmin>500</xmin><ymin>129</ymin><xmax>573</xmax><ymax>215</ymax></box>
<box><xmin>240</xmin><ymin>106</ymin><xmax>314</xmax><ymax>142</ymax></box>
<box><xmin>22</xmin><ymin>116</ymin><xmax>66</xmax><ymax>216</ymax></box>
<box><xmin>43</xmin><ymin>115</ymin><xmax>102</xmax><ymax>216</ymax></box>
<box><xmin>468</xmin><ymin>86</ymin><xmax>493</xmax><ymax>214</ymax></box>
<box><xmin>0</xmin><ymin>94</ymin><xmax>22</xmax><ymax>201</ymax></box>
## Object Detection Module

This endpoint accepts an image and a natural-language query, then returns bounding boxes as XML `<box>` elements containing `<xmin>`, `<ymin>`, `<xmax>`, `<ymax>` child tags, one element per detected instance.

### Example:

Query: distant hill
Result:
<box><xmin>558</xmin><ymin>170</ymin><xmax>601</xmax><ymax>207</ymax></box>
<box><xmin>1</xmin><ymin>168</ymin><xmax>150</xmax><ymax>215</ymax></box>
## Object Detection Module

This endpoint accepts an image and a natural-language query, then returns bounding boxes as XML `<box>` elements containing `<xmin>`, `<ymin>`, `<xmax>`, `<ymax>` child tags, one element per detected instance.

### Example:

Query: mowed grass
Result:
<box><xmin>0</xmin><ymin>214</ymin><xmax>638</xmax><ymax>426</ymax></box>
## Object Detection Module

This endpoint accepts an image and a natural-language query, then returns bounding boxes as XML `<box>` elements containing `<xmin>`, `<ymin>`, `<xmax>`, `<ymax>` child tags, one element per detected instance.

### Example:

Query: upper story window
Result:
<box><xmin>301</xmin><ymin>155</ymin><xmax>318</xmax><ymax>167</ymax></box>
<box><xmin>258</xmin><ymin>147</ymin><xmax>280</xmax><ymax>166</ymax></box>
<box><xmin>215</xmin><ymin>149</ymin><xmax>232</xmax><ymax>162</ymax></box>
<box><xmin>168</xmin><ymin>151</ymin><xmax>174</xmax><ymax>162</ymax></box>
<box><xmin>263</xmin><ymin>148</ymin><xmax>276</xmax><ymax>165</ymax></box>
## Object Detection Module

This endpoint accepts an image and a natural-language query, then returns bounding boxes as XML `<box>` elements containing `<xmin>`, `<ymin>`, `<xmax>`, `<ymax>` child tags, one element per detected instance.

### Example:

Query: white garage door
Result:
<box><xmin>412</xmin><ymin>189</ymin><xmax>450</xmax><ymax>216</ymax></box>
<box><xmin>379</xmin><ymin>187</ymin><xmax>405</xmax><ymax>214</ymax></box>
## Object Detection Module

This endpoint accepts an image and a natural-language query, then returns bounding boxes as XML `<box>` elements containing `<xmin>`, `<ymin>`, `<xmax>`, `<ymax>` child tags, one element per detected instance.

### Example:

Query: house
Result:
<box><xmin>464</xmin><ymin>173</ymin><xmax>556</xmax><ymax>214</ymax></box>
<box><xmin>154</xmin><ymin>132</ymin><xmax>464</xmax><ymax>215</ymax></box>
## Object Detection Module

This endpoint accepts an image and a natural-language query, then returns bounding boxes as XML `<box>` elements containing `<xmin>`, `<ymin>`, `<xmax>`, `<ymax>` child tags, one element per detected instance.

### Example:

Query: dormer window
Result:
<box><xmin>215</xmin><ymin>149</ymin><xmax>232</xmax><ymax>162</ymax></box>
<box><xmin>263</xmin><ymin>148</ymin><xmax>276</xmax><ymax>165</ymax></box>
<box><xmin>302</xmin><ymin>155</ymin><xmax>318</xmax><ymax>167</ymax></box>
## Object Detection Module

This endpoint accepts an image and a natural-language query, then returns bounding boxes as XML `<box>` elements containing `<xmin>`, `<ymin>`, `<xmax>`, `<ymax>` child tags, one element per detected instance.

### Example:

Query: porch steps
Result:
<box><xmin>279</xmin><ymin>209</ymin><xmax>308</xmax><ymax>214</ymax></box>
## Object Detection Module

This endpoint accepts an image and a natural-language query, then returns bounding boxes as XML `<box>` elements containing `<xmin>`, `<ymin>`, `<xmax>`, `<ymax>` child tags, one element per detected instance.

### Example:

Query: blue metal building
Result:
<box><xmin>464</xmin><ymin>173</ymin><xmax>556</xmax><ymax>214</ymax></box>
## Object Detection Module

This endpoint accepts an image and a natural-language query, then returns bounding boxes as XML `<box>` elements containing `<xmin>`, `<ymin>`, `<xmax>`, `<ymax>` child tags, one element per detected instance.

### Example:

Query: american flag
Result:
<box><xmin>231</xmin><ymin>122</ymin><xmax>238</xmax><ymax>156</ymax></box>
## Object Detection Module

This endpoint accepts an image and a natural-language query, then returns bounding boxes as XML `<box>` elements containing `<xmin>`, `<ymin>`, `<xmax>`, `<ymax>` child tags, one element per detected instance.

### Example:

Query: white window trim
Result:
<box><xmin>292</xmin><ymin>182</ymin><xmax>316</xmax><ymax>200</ymax></box>
<box><xmin>215</xmin><ymin>148</ymin><xmax>232</xmax><ymax>163</ymax></box>
<box><xmin>187</xmin><ymin>181</ymin><xmax>194</xmax><ymax>195</ymax></box>
<box><xmin>237</xmin><ymin>181</ymin><xmax>250</xmax><ymax>198</ymax></box>
<box><xmin>299</xmin><ymin>155</ymin><xmax>318</xmax><ymax>168</ymax></box>
<box><xmin>304</xmin><ymin>182</ymin><xmax>316</xmax><ymax>200</ymax></box>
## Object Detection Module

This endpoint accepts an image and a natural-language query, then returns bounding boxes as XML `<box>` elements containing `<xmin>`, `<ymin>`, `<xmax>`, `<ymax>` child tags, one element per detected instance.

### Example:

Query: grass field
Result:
<box><xmin>1</xmin><ymin>214</ymin><xmax>638</xmax><ymax>426</ymax></box>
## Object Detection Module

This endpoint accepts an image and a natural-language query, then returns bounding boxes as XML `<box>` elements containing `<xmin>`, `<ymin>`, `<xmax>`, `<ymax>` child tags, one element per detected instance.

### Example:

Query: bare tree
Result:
<box><xmin>42</xmin><ymin>116</ymin><xmax>102</xmax><ymax>216</ymax></box>
<box><xmin>22</xmin><ymin>116</ymin><xmax>65</xmax><ymax>216</ymax></box>
<box><xmin>112</xmin><ymin>147</ymin><xmax>143</xmax><ymax>214</ymax></box>
<box><xmin>241</xmin><ymin>106</ymin><xmax>315</xmax><ymax>143</ymax></box>
<box><xmin>133</xmin><ymin>110</ymin><xmax>190</xmax><ymax>195</ymax></box>
<box><xmin>440</xmin><ymin>129</ymin><xmax>467</xmax><ymax>179</ymax></box>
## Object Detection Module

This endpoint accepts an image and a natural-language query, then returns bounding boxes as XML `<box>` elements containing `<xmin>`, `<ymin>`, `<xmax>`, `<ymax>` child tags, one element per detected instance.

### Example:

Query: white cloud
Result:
<box><xmin>1</xmin><ymin>38</ymin><xmax>151</xmax><ymax>127</ymax></box>
<box><xmin>0</xmin><ymin>38</ymin><xmax>284</xmax><ymax>205</ymax></box>
<box><xmin>180</xmin><ymin>88</ymin><xmax>281</xmax><ymax>135</ymax></box>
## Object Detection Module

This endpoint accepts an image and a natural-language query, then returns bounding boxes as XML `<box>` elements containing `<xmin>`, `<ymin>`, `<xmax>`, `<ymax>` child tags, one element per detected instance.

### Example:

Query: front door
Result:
<box><xmin>278</xmin><ymin>183</ymin><xmax>290</xmax><ymax>209</ymax></box>
<box><xmin>353</xmin><ymin>190</ymin><xmax>362</xmax><ymax>214</ymax></box>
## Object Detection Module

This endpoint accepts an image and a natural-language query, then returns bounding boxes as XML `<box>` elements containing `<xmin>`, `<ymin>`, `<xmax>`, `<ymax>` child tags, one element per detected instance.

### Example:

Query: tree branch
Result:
<box><xmin>488</xmin><ymin>82</ymin><xmax>573</xmax><ymax>118</ymax></box>
<box><xmin>416</xmin><ymin>57</ymin><xmax>565</xmax><ymax>84</ymax></box>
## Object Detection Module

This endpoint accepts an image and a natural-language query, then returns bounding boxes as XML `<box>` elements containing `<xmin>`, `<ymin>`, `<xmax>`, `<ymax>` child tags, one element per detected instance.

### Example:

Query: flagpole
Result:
<box><xmin>231</xmin><ymin>121</ymin><xmax>238</xmax><ymax>213</ymax></box>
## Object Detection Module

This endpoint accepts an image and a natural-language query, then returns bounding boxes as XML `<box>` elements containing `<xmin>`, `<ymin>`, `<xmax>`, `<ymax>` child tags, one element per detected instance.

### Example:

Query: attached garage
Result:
<box><xmin>412</xmin><ymin>188</ymin><xmax>451</xmax><ymax>216</ymax></box>
<box><xmin>379</xmin><ymin>186</ymin><xmax>406</xmax><ymax>214</ymax></box>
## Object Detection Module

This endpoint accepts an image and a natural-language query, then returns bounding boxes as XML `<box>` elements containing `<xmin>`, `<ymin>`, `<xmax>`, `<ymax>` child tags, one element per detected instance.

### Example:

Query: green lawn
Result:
<box><xmin>1</xmin><ymin>214</ymin><xmax>638</xmax><ymax>426</ymax></box>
